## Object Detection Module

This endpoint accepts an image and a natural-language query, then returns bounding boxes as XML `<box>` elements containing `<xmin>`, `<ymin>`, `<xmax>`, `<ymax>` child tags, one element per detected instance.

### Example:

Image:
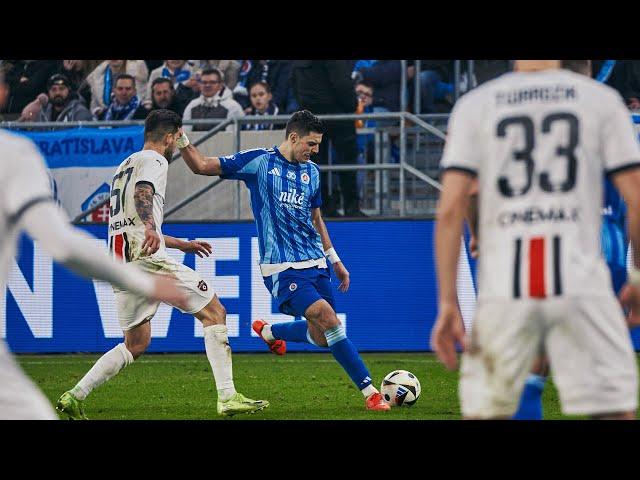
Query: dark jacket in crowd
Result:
<box><xmin>245</xmin><ymin>60</ymin><xmax>293</xmax><ymax>112</ymax></box>
<box><xmin>359</xmin><ymin>60</ymin><xmax>402</xmax><ymax>111</ymax></box>
<box><xmin>292</xmin><ymin>60</ymin><xmax>358</xmax><ymax>113</ymax></box>
<box><xmin>5</xmin><ymin>60</ymin><xmax>59</xmax><ymax>113</ymax></box>
<box><xmin>417</xmin><ymin>60</ymin><xmax>453</xmax><ymax>81</ymax></box>
<box><xmin>593</xmin><ymin>60</ymin><xmax>640</xmax><ymax>101</ymax></box>
<box><xmin>38</xmin><ymin>98</ymin><xmax>93</xmax><ymax>122</ymax></box>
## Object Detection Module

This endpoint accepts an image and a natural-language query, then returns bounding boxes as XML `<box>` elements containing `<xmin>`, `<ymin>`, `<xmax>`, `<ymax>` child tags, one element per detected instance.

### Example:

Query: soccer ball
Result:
<box><xmin>380</xmin><ymin>370</ymin><xmax>421</xmax><ymax>407</ymax></box>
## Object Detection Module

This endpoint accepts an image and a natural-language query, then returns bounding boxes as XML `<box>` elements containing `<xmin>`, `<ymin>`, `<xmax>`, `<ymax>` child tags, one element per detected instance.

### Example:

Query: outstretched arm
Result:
<box><xmin>312</xmin><ymin>208</ymin><xmax>350</xmax><ymax>292</ymax></box>
<box><xmin>164</xmin><ymin>235</ymin><xmax>212</xmax><ymax>258</ymax></box>
<box><xmin>176</xmin><ymin>129</ymin><xmax>223</xmax><ymax>176</ymax></box>
<box><xmin>21</xmin><ymin>201</ymin><xmax>185</xmax><ymax>306</ymax></box>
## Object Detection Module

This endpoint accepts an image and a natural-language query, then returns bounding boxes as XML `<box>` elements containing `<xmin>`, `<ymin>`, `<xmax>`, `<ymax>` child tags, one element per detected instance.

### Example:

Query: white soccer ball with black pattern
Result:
<box><xmin>380</xmin><ymin>370</ymin><xmax>421</xmax><ymax>407</ymax></box>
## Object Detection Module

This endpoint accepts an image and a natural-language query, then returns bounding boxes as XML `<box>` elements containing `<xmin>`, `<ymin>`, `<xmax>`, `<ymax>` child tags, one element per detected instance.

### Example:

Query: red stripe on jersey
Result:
<box><xmin>114</xmin><ymin>234</ymin><xmax>124</xmax><ymax>260</ymax></box>
<box><xmin>529</xmin><ymin>237</ymin><xmax>546</xmax><ymax>298</ymax></box>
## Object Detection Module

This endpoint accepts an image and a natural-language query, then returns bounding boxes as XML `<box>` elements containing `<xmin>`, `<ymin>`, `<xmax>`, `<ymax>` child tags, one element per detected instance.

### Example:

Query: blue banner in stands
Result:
<box><xmin>15</xmin><ymin>126</ymin><xmax>144</xmax><ymax>168</ymax></box>
<box><xmin>11</xmin><ymin>127</ymin><xmax>144</xmax><ymax>220</ymax></box>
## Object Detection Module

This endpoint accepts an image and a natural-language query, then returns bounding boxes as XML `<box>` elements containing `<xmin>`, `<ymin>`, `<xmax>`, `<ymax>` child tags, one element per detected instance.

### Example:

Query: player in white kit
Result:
<box><xmin>57</xmin><ymin>109</ymin><xmax>268</xmax><ymax>419</ymax></box>
<box><xmin>0</xmin><ymin>72</ymin><xmax>186</xmax><ymax>420</ymax></box>
<box><xmin>432</xmin><ymin>60</ymin><xmax>640</xmax><ymax>419</ymax></box>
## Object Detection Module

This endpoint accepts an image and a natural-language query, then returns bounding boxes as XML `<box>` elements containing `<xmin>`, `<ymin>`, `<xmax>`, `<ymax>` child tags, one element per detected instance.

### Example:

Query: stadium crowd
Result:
<box><xmin>1</xmin><ymin>60</ymin><xmax>638</xmax><ymax>218</ymax></box>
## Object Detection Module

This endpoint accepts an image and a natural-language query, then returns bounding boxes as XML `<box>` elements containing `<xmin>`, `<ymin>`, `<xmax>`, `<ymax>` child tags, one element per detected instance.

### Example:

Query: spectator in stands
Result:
<box><xmin>4</xmin><ymin>60</ymin><xmax>59</xmax><ymax>114</ymax></box>
<box><xmin>354</xmin><ymin>81</ymin><xmax>376</xmax><ymax>204</ymax></box>
<box><xmin>133</xmin><ymin>77</ymin><xmax>186</xmax><ymax>119</ymax></box>
<box><xmin>183</xmin><ymin>68</ymin><xmax>244</xmax><ymax>132</ymax></box>
<box><xmin>415</xmin><ymin>60</ymin><xmax>455</xmax><ymax>113</ymax></box>
<box><xmin>21</xmin><ymin>74</ymin><xmax>93</xmax><ymax>123</ymax></box>
<box><xmin>241</xmin><ymin>81</ymin><xmax>280</xmax><ymax>131</ymax></box>
<box><xmin>86</xmin><ymin>60</ymin><xmax>149</xmax><ymax>119</ymax></box>
<box><xmin>353</xmin><ymin>60</ymin><xmax>402</xmax><ymax>114</ymax></box>
<box><xmin>593</xmin><ymin>60</ymin><xmax>640</xmax><ymax>110</ymax></box>
<box><xmin>99</xmin><ymin>74</ymin><xmax>146</xmax><ymax>121</ymax></box>
<box><xmin>193</xmin><ymin>60</ymin><xmax>240</xmax><ymax>90</ymax></box>
<box><xmin>58</xmin><ymin>60</ymin><xmax>100</xmax><ymax>107</ymax></box>
<box><xmin>234</xmin><ymin>60</ymin><xmax>293</xmax><ymax>113</ymax></box>
<box><xmin>146</xmin><ymin>60</ymin><xmax>198</xmax><ymax>110</ymax></box>
<box><xmin>292</xmin><ymin>60</ymin><xmax>365</xmax><ymax>217</ymax></box>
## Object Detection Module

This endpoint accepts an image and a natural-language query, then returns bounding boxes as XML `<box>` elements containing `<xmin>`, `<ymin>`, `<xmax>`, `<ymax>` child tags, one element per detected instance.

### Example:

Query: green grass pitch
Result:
<box><xmin>17</xmin><ymin>352</ymin><xmax>594</xmax><ymax>420</ymax></box>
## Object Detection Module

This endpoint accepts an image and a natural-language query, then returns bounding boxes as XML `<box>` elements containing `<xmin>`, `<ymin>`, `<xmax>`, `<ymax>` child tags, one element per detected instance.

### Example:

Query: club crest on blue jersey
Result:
<box><xmin>301</xmin><ymin>172</ymin><xmax>310</xmax><ymax>184</ymax></box>
<box><xmin>289</xmin><ymin>282</ymin><xmax>298</xmax><ymax>291</ymax></box>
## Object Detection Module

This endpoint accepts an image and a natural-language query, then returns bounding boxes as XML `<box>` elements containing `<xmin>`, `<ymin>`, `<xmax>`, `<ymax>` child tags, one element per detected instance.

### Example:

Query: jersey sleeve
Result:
<box><xmin>602</xmin><ymin>91</ymin><xmax>640</xmax><ymax>176</ymax></box>
<box><xmin>439</xmin><ymin>92</ymin><xmax>481</xmax><ymax>176</ymax></box>
<box><xmin>135</xmin><ymin>154</ymin><xmax>167</xmax><ymax>194</ymax></box>
<box><xmin>219</xmin><ymin>149</ymin><xmax>265</xmax><ymax>181</ymax></box>
<box><xmin>6</xmin><ymin>136</ymin><xmax>54</xmax><ymax>225</ymax></box>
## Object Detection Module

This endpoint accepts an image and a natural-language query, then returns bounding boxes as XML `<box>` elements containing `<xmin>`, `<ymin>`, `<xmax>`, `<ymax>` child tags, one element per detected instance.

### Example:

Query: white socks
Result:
<box><xmin>262</xmin><ymin>324</ymin><xmax>276</xmax><ymax>342</ymax></box>
<box><xmin>71</xmin><ymin>343</ymin><xmax>134</xmax><ymax>400</ymax></box>
<box><xmin>203</xmin><ymin>324</ymin><xmax>237</xmax><ymax>402</ymax></box>
<box><xmin>361</xmin><ymin>385</ymin><xmax>377</xmax><ymax>397</ymax></box>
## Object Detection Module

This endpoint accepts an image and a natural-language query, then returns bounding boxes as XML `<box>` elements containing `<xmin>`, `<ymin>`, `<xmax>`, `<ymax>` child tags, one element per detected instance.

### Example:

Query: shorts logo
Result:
<box><xmin>301</xmin><ymin>172</ymin><xmax>310</xmax><ymax>184</ymax></box>
<box><xmin>198</xmin><ymin>280</ymin><xmax>208</xmax><ymax>291</ymax></box>
<box><xmin>287</xmin><ymin>171</ymin><xmax>296</xmax><ymax>181</ymax></box>
<box><xmin>289</xmin><ymin>283</ymin><xmax>298</xmax><ymax>292</ymax></box>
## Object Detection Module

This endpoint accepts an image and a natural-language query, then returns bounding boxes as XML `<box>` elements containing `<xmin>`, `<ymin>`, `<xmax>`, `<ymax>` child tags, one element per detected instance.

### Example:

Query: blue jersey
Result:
<box><xmin>601</xmin><ymin>177</ymin><xmax>627</xmax><ymax>268</ymax></box>
<box><xmin>220</xmin><ymin>147</ymin><xmax>324</xmax><ymax>264</ymax></box>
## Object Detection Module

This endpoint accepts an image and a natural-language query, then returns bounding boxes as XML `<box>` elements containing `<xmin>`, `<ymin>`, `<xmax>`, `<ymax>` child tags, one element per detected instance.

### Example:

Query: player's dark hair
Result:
<box><xmin>144</xmin><ymin>109</ymin><xmax>182</xmax><ymax>142</ymax></box>
<box><xmin>561</xmin><ymin>60</ymin><xmax>591</xmax><ymax>75</ymax></box>
<box><xmin>285</xmin><ymin>110</ymin><xmax>325</xmax><ymax>138</ymax></box>
<box><xmin>152</xmin><ymin>77</ymin><xmax>174</xmax><ymax>90</ymax></box>
<box><xmin>115</xmin><ymin>73</ymin><xmax>136</xmax><ymax>86</ymax></box>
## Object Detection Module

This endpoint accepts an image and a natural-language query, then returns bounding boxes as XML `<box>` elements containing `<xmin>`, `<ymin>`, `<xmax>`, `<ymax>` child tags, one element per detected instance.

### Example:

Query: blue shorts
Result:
<box><xmin>263</xmin><ymin>267</ymin><xmax>335</xmax><ymax>317</ymax></box>
<box><xmin>608</xmin><ymin>262</ymin><xmax>627</xmax><ymax>295</ymax></box>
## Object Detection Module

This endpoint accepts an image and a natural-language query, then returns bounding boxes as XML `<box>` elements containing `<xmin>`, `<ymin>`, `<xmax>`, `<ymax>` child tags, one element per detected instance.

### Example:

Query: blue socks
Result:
<box><xmin>271</xmin><ymin>320</ymin><xmax>313</xmax><ymax>344</ymax></box>
<box><xmin>512</xmin><ymin>374</ymin><xmax>546</xmax><ymax>420</ymax></box>
<box><xmin>324</xmin><ymin>326</ymin><xmax>372</xmax><ymax>391</ymax></box>
<box><xmin>270</xmin><ymin>322</ymin><xmax>373</xmax><ymax>391</ymax></box>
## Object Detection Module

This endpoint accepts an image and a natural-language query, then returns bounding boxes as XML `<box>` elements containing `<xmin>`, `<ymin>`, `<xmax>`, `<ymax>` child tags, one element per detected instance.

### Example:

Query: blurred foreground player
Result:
<box><xmin>0</xmin><ymin>74</ymin><xmax>185</xmax><ymax>420</ymax></box>
<box><xmin>433</xmin><ymin>60</ymin><xmax>640</xmax><ymax>419</ymax></box>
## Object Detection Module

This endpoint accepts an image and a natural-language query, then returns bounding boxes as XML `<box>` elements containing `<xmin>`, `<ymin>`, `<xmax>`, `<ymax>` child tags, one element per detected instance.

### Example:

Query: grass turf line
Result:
<box><xmin>18</xmin><ymin>352</ymin><xmax>586</xmax><ymax>420</ymax></box>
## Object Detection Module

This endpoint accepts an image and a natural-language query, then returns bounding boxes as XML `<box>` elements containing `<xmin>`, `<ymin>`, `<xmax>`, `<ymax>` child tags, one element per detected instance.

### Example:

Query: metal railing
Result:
<box><xmin>159</xmin><ymin>112</ymin><xmax>446</xmax><ymax>219</ymax></box>
<box><xmin>1</xmin><ymin>111</ymin><xmax>448</xmax><ymax>221</ymax></box>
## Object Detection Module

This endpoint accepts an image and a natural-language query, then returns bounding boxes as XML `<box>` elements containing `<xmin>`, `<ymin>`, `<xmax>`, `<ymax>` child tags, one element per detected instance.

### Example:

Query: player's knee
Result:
<box><xmin>317</xmin><ymin>306</ymin><xmax>340</xmax><ymax>331</ymax></box>
<box><xmin>198</xmin><ymin>297</ymin><xmax>226</xmax><ymax>326</ymax></box>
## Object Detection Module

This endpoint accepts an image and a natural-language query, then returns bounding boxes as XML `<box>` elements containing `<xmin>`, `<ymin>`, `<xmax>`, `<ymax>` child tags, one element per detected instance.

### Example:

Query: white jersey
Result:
<box><xmin>108</xmin><ymin>149</ymin><xmax>168</xmax><ymax>263</ymax></box>
<box><xmin>0</xmin><ymin>130</ymin><xmax>53</xmax><ymax>291</ymax></box>
<box><xmin>441</xmin><ymin>69</ymin><xmax>640</xmax><ymax>300</ymax></box>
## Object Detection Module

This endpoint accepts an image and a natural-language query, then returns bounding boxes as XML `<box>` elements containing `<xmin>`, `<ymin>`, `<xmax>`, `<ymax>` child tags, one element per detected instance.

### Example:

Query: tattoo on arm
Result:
<box><xmin>134</xmin><ymin>184</ymin><xmax>156</xmax><ymax>230</ymax></box>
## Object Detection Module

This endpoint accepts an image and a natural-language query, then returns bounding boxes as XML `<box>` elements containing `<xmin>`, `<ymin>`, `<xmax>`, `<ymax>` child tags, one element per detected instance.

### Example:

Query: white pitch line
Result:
<box><xmin>18</xmin><ymin>357</ymin><xmax>440</xmax><ymax>366</ymax></box>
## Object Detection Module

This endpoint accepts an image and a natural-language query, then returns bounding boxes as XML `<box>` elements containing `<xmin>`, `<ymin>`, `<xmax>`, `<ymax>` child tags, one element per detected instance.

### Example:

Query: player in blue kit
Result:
<box><xmin>176</xmin><ymin>110</ymin><xmax>390</xmax><ymax>411</ymax></box>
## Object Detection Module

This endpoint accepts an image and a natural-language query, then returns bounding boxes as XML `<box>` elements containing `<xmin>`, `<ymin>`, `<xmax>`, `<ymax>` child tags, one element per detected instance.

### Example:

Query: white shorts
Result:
<box><xmin>459</xmin><ymin>296</ymin><xmax>638</xmax><ymax>418</ymax></box>
<box><xmin>115</xmin><ymin>256</ymin><xmax>215</xmax><ymax>331</ymax></box>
